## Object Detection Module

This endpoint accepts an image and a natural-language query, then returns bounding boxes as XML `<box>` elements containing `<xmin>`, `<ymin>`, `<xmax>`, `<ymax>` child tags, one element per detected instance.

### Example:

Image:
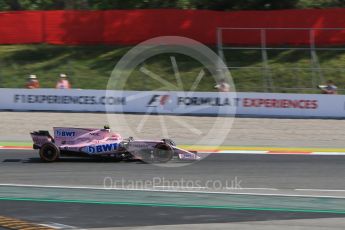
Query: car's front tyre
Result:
<box><xmin>153</xmin><ymin>143</ymin><xmax>174</xmax><ymax>163</ymax></box>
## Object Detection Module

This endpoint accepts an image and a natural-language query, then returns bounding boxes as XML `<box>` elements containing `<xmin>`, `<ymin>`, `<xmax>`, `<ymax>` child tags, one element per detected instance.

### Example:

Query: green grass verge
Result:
<box><xmin>1</xmin><ymin>197</ymin><xmax>345</xmax><ymax>214</ymax></box>
<box><xmin>1</xmin><ymin>44</ymin><xmax>345</xmax><ymax>93</ymax></box>
<box><xmin>0</xmin><ymin>141</ymin><xmax>32</xmax><ymax>147</ymax></box>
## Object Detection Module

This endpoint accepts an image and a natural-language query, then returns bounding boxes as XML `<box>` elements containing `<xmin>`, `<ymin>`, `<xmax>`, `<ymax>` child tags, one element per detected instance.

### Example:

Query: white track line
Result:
<box><xmin>226</xmin><ymin>187</ymin><xmax>279</xmax><ymax>191</ymax></box>
<box><xmin>312</xmin><ymin>152</ymin><xmax>345</xmax><ymax>155</ymax></box>
<box><xmin>40</xmin><ymin>223</ymin><xmax>78</xmax><ymax>229</ymax></box>
<box><xmin>154</xmin><ymin>186</ymin><xmax>207</xmax><ymax>189</ymax></box>
<box><xmin>295</xmin><ymin>188</ymin><xmax>345</xmax><ymax>192</ymax></box>
<box><xmin>1</xmin><ymin>183</ymin><xmax>345</xmax><ymax>199</ymax></box>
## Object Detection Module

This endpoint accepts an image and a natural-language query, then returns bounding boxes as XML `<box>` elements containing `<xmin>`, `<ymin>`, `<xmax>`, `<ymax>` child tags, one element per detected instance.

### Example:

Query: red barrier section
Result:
<box><xmin>1</xmin><ymin>9</ymin><xmax>345</xmax><ymax>45</ymax></box>
<box><xmin>0</xmin><ymin>11</ymin><xmax>42</xmax><ymax>44</ymax></box>
<box><xmin>44</xmin><ymin>10</ymin><xmax>104</xmax><ymax>44</ymax></box>
<box><xmin>103</xmin><ymin>10</ymin><xmax>219</xmax><ymax>45</ymax></box>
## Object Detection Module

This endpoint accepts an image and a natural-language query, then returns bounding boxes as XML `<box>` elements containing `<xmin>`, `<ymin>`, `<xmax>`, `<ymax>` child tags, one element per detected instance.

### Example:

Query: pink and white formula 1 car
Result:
<box><xmin>30</xmin><ymin>126</ymin><xmax>199</xmax><ymax>163</ymax></box>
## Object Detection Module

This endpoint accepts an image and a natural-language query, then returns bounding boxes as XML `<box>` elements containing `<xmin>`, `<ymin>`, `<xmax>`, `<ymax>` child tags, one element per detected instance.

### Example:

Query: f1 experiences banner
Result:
<box><xmin>0</xmin><ymin>88</ymin><xmax>344</xmax><ymax>118</ymax></box>
<box><xmin>0</xmin><ymin>89</ymin><xmax>126</xmax><ymax>112</ymax></box>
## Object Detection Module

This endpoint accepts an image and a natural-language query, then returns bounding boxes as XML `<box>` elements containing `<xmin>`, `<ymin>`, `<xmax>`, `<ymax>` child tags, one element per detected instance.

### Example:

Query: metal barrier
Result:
<box><xmin>216</xmin><ymin>27</ymin><xmax>345</xmax><ymax>93</ymax></box>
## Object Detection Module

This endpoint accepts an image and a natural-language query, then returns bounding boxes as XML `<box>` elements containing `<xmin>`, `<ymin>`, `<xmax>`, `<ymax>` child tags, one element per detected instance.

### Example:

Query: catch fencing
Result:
<box><xmin>217</xmin><ymin>27</ymin><xmax>345</xmax><ymax>93</ymax></box>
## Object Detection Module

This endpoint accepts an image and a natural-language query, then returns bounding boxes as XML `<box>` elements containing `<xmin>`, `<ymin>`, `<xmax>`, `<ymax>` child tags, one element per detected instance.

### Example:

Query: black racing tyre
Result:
<box><xmin>161</xmin><ymin>139</ymin><xmax>176</xmax><ymax>146</ymax></box>
<box><xmin>153</xmin><ymin>143</ymin><xmax>174</xmax><ymax>163</ymax></box>
<box><xmin>139</xmin><ymin>149</ymin><xmax>153</xmax><ymax>163</ymax></box>
<box><xmin>39</xmin><ymin>142</ymin><xmax>60</xmax><ymax>162</ymax></box>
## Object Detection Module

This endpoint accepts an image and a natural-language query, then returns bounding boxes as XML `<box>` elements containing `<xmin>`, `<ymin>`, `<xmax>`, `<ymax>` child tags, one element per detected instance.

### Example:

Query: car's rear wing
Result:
<box><xmin>30</xmin><ymin>130</ymin><xmax>54</xmax><ymax>149</ymax></box>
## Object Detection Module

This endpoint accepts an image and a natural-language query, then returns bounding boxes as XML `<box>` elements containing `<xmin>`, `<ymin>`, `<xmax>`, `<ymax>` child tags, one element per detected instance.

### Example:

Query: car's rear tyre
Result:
<box><xmin>39</xmin><ymin>143</ymin><xmax>60</xmax><ymax>162</ymax></box>
<box><xmin>153</xmin><ymin>143</ymin><xmax>174</xmax><ymax>163</ymax></box>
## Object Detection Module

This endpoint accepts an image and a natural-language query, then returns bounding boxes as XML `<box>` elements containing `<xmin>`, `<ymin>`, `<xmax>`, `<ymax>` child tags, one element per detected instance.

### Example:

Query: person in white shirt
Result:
<box><xmin>214</xmin><ymin>79</ymin><xmax>230</xmax><ymax>92</ymax></box>
<box><xmin>319</xmin><ymin>80</ymin><xmax>337</xmax><ymax>94</ymax></box>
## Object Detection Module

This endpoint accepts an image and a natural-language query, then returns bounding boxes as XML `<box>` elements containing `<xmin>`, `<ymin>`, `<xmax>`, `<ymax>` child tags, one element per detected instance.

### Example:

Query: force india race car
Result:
<box><xmin>30</xmin><ymin>126</ymin><xmax>199</xmax><ymax>163</ymax></box>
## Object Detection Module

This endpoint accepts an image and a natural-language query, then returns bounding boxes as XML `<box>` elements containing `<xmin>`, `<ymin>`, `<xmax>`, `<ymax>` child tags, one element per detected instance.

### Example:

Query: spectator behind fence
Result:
<box><xmin>56</xmin><ymin>73</ymin><xmax>71</xmax><ymax>89</ymax></box>
<box><xmin>318</xmin><ymin>80</ymin><xmax>337</xmax><ymax>94</ymax></box>
<box><xmin>214</xmin><ymin>79</ymin><xmax>230</xmax><ymax>92</ymax></box>
<box><xmin>25</xmin><ymin>74</ymin><xmax>40</xmax><ymax>89</ymax></box>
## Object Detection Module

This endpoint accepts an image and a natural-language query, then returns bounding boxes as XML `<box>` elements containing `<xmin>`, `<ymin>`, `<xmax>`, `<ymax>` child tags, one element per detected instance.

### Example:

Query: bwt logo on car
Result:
<box><xmin>87</xmin><ymin>143</ymin><xmax>118</xmax><ymax>153</ymax></box>
<box><xmin>55</xmin><ymin>130</ymin><xmax>76</xmax><ymax>137</ymax></box>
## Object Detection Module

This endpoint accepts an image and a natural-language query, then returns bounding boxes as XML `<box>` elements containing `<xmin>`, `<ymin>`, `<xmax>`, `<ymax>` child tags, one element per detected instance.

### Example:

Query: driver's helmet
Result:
<box><xmin>103</xmin><ymin>125</ymin><xmax>111</xmax><ymax>132</ymax></box>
